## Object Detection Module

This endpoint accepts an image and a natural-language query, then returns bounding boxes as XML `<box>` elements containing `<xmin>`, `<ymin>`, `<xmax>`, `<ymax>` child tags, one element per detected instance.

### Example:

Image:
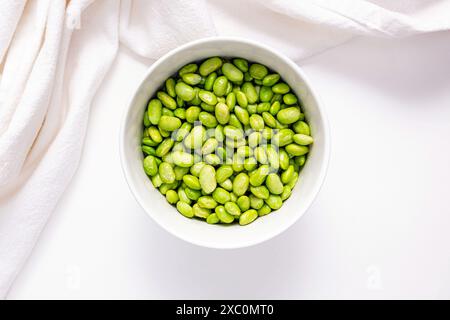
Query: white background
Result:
<box><xmin>7</xmin><ymin>22</ymin><xmax>450</xmax><ymax>298</ymax></box>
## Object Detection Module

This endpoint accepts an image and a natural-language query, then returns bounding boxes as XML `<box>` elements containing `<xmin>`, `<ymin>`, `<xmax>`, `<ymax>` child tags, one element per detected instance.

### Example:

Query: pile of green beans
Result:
<box><xmin>141</xmin><ymin>57</ymin><xmax>313</xmax><ymax>226</ymax></box>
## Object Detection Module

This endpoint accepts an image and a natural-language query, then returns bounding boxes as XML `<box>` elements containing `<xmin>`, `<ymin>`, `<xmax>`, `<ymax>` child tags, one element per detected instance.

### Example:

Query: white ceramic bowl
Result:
<box><xmin>120</xmin><ymin>37</ymin><xmax>330</xmax><ymax>249</ymax></box>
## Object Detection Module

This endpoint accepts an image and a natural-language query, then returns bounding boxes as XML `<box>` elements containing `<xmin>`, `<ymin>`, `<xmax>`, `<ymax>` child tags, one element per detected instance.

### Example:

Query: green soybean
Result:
<box><xmin>207</xmin><ymin>213</ymin><xmax>220</xmax><ymax>224</ymax></box>
<box><xmin>262</xmin><ymin>74</ymin><xmax>280</xmax><ymax>87</ymax></box>
<box><xmin>177</xmin><ymin>201</ymin><xmax>194</xmax><ymax>218</ymax></box>
<box><xmin>182</xmin><ymin>73</ymin><xmax>202</xmax><ymax>86</ymax></box>
<box><xmin>222</xmin><ymin>63</ymin><xmax>244</xmax><ymax>82</ymax></box>
<box><xmin>147</xmin><ymin>99</ymin><xmax>162</xmax><ymax>125</ymax></box>
<box><xmin>143</xmin><ymin>156</ymin><xmax>158</xmax><ymax>176</ymax></box>
<box><xmin>216</xmin><ymin>205</ymin><xmax>234</xmax><ymax>223</ymax></box>
<box><xmin>199</xmin><ymin>57</ymin><xmax>222</xmax><ymax>76</ymax></box>
<box><xmin>158</xmin><ymin>115</ymin><xmax>181</xmax><ymax>131</ymax></box>
<box><xmin>224</xmin><ymin>202</ymin><xmax>241</xmax><ymax>216</ymax></box>
<box><xmin>293</xmin><ymin>134</ymin><xmax>314</xmax><ymax>145</ymax></box>
<box><xmin>204</xmin><ymin>72</ymin><xmax>217</xmax><ymax>91</ymax></box>
<box><xmin>175</xmin><ymin>82</ymin><xmax>195</xmax><ymax>101</ymax></box>
<box><xmin>237</xmin><ymin>195</ymin><xmax>250</xmax><ymax>212</ymax></box>
<box><xmin>266</xmin><ymin>173</ymin><xmax>284</xmax><ymax>195</ymax></box>
<box><xmin>159</xmin><ymin>162</ymin><xmax>175</xmax><ymax>184</ymax></box>
<box><xmin>179</xmin><ymin>63</ymin><xmax>198</xmax><ymax>76</ymax></box>
<box><xmin>199</xmin><ymin>165</ymin><xmax>216</xmax><ymax>194</ymax></box>
<box><xmin>285</xmin><ymin>144</ymin><xmax>309</xmax><ymax>156</ymax></box>
<box><xmin>157</xmin><ymin>91</ymin><xmax>177</xmax><ymax>110</ymax></box>
<box><xmin>198</xmin><ymin>196</ymin><xmax>217</xmax><ymax>209</ymax></box>
<box><xmin>233</xmin><ymin>58</ymin><xmax>249</xmax><ymax>72</ymax></box>
<box><xmin>213</xmin><ymin>76</ymin><xmax>228</xmax><ymax>97</ymax></box>
<box><xmin>249</xmin><ymin>63</ymin><xmax>268</xmax><ymax>80</ymax></box>
<box><xmin>233</xmin><ymin>173</ymin><xmax>249</xmax><ymax>196</ymax></box>
<box><xmin>239</xmin><ymin>209</ymin><xmax>258</xmax><ymax>225</ymax></box>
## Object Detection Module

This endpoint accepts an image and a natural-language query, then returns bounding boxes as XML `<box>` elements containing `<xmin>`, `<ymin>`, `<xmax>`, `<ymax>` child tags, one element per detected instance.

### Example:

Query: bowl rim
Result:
<box><xmin>119</xmin><ymin>36</ymin><xmax>331</xmax><ymax>249</ymax></box>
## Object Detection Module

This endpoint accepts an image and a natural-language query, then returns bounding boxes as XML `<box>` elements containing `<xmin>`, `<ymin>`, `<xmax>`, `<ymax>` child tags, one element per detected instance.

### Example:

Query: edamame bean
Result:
<box><xmin>224</xmin><ymin>201</ymin><xmax>241</xmax><ymax>216</ymax></box>
<box><xmin>190</xmin><ymin>162</ymin><xmax>205</xmax><ymax>177</ymax></box>
<box><xmin>207</xmin><ymin>213</ymin><xmax>219</xmax><ymax>224</ymax></box>
<box><xmin>266</xmin><ymin>173</ymin><xmax>283</xmax><ymax>195</ymax></box>
<box><xmin>262</xmin><ymin>74</ymin><xmax>280</xmax><ymax>87</ymax></box>
<box><xmin>239</xmin><ymin>209</ymin><xmax>258</xmax><ymax>225</ymax></box>
<box><xmin>178</xmin><ymin>188</ymin><xmax>191</xmax><ymax>204</ymax></box>
<box><xmin>277</xmin><ymin>107</ymin><xmax>302</xmax><ymax>125</ymax></box>
<box><xmin>165</xmin><ymin>78</ymin><xmax>176</xmax><ymax>97</ymax></box>
<box><xmin>262</xmin><ymin>112</ymin><xmax>277</xmax><ymax>128</ymax></box>
<box><xmin>213</xmin><ymin>76</ymin><xmax>228</xmax><ymax>97</ymax></box>
<box><xmin>292</xmin><ymin>120</ymin><xmax>310</xmax><ymax>135</ymax></box>
<box><xmin>155</xmin><ymin>138</ymin><xmax>174</xmax><ymax>157</ymax></box>
<box><xmin>159</xmin><ymin>162</ymin><xmax>175</xmax><ymax>184</ymax></box>
<box><xmin>234</xmin><ymin>106</ymin><xmax>249</xmax><ymax>126</ymax></box>
<box><xmin>185</xmin><ymin>187</ymin><xmax>202</xmax><ymax>201</ymax></box>
<box><xmin>177</xmin><ymin>201</ymin><xmax>194</xmax><ymax>218</ymax></box>
<box><xmin>233</xmin><ymin>173</ymin><xmax>249</xmax><ymax>196</ymax></box>
<box><xmin>293</xmin><ymin>134</ymin><xmax>314</xmax><ymax>145</ymax></box>
<box><xmin>285</xmin><ymin>144</ymin><xmax>309</xmax><ymax>156</ymax></box>
<box><xmin>166</xmin><ymin>190</ymin><xmax>179</xmax><ymax>204</ymax></box>
<box><xmin>175</xmin><ymin>82</ymin><xmax>195</xmax><ymax>101</ymax></box>
<box><xmin>250</xmin><ymin>186</ymin><xmax>270</xmax><ymax>199</ymax></box>
<box><xmin>204</xmin><ymin>72</ymin><xmax>217</xmax><ymax>91</ymax></box>
<box><xmin>147</xmin><ymin>99</ymin><xmax>162</xmax><ymax>125</ymax></box>
<box><xmin>249</xmin><ymin>63</ymin><xmax>268</xmax><ymax>80</ymax></box>
<box><xmin>220</xmin><ymin>179</ymin><xmax>233</xmax><ymax>191</ymax></box>
<box><xmin>226</xmin><ymin>92</ymin><xmax>236</xmax><ymax>110</ymax></box>
<box><xmin>241</xmin><ymin>82</ymin><xmax>258</xmax><ymax>104</ymax></box>
<box><xmin>215</xmin><ymin>102</ymin><xmax>230</xmax><ymax>125</ymax></box>
<box><xmin>199</xmin><ymin>57</ymin><xmax>222</xmax><ymax>76</ymax></box>
<box><xmin>222</xmin><ymin>63</ymin><xmax>244</xmax><ymax>82</ymax></box>
<box><xmin>236</xmin><ymin>91</ymin><xmax>248</xmax><ymax>108</ymax></box>
<box><xmin>272</xmin><ymin>83</ymin><xmax>290</xmax><ymax>94</ymax></box>
<box><xmin>183</xmin><ymin>175</ymin><xmax>201</xmax><ymax>190</ymax></box>
<box><xmin>237</xmin><ymin>195</ymin><xmax>250</xmax><ymax>212</ymax></box>
<box><xmin>142</xmin><ymin>145</ymin><xmax>156</xmax><ymax>156</ymax></box>
<box><xmin>216</xmin><ymin>205</ymin><xmax>234</xmax><ymax>223</ymax></box>
<box><xmin>250</xmin><ymin>195</ymin><xmax>264</xmax><ymax>210</ymax></box>
<box><xmin>198</xmin><ymin>196</ymin><xmax>217</xmax><ymax>209</ymax></box>
<box><xmin>249</xmin><ymin>164</ymin><xmax>269</xmax><ymax>186</ymax></box>
<box><xmin>265</xmin><ymin>195</ymin><xmax>282</xmax><ymax>210</ymax></box>
<box><xmin>182</xmin><ymin>73</ymin><xmax>202</xmax><ymax>86</ymax></box>
<box><xmin>199</xmin><ymin>165</ymin><xmax>216</xmax><ymax>194</ymax></box>
<box><xmin>280</xmin><ymin>185</ymin><xmax>292</xmax><ymax>201</ymax></box>
<box><xmin>184</xmin><ymin>125</ymin><xmax>205</xmax><ymax>149</ymax></box>
<box><xmin>157</xmin><ymin>91</ymin><xmax>177</xmax><ymax>110</ymax></box>
<box><xmin>283</xmin><ymin>93</ymin><xmax>298</xmax><ymax>105</ymax></box>
<box><xmin>186</xmin><ymin>106</ymin><xmax>201</xmax><ymax>123</ymax></box>
<box><xmin>143</xmin><ymin>156</ymin><xmax>158</xmax><ymax>176</ymax></box>
<box><xmin>143</xmin><ymin>111</ymin><xmax>150</xmax><ymax>127</ymax></box>
<box><xmin>216</xmin><ymin>165</ymin><xmax>234</xmax><ymax>183</ymax></box>
<box><xmin>258</xmin><ymin>204</ymin><xmax>272</xmax><ymax>216</ymax></box>
<box><xmin>249</xmin><ymin>114</ymin><xmax>265</xmax><ymax>131</ymax></box>
<box><xmin>199</xmin><ymin>111</ymin><xmax>218</xmax><ymax>128</ymax></box>
<box><xmin>158</xmin><ymin>115</ymin><xmax>181</xmax><ymax>131</ymax></box>
<box><xmin>233</xmin><ymin>58</ymin><xmax>249</xmax><ymax>72</ymax></box>
<box><xmin>174</xmin><ymin>166</ymin><xmax>189</xmax><ymax>180</ymax></box>
<box><xmin>259</xmin><ymin>86</ymin><xmax>273</xmax><ymax>102</ymax></box>
<box><xmin>212</xmin><ymin>187</ymin><xmax>231</xmax><ymax>204</ymax></box>
<box><xmin>279</xmin><ymin>149</ymin><xmax>290</xmax><ymax>170</ymax></box>
<box><xmin>148</xmin><ymin>127</ymin><xmax>162</xmax><ymax>143</ymax></box>
<box><xmin>179</xmin><ymin>63</ymin><xmax>198</xmax><ymax>76</ymax></box>
<box><xmin>199</xmin><ymin>90</ymin><xmax>217</xmax><ymax>106</ymax></box>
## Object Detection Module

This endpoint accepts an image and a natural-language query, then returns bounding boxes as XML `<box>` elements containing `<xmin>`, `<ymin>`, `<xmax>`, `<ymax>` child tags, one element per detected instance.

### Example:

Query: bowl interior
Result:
<box><xmin>120</xmin><ymin>38</ymin><xmax>329</xmax><ymax>249</ymax></box>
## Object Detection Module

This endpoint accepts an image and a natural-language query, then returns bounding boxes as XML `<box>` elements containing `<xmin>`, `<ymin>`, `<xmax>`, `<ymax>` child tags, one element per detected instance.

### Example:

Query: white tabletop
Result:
<box><xmin>8</xmin><ymin>31</ymin><xmax>450</xmax><ymax>299</ymax></box>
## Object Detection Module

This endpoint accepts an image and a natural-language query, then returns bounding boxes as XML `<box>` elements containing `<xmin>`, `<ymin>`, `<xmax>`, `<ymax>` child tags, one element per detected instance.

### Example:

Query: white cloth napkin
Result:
<box><xmin>0</xmin><ymin>0</ymin><xmax>449</xmax><ymax>298</ymax></box>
